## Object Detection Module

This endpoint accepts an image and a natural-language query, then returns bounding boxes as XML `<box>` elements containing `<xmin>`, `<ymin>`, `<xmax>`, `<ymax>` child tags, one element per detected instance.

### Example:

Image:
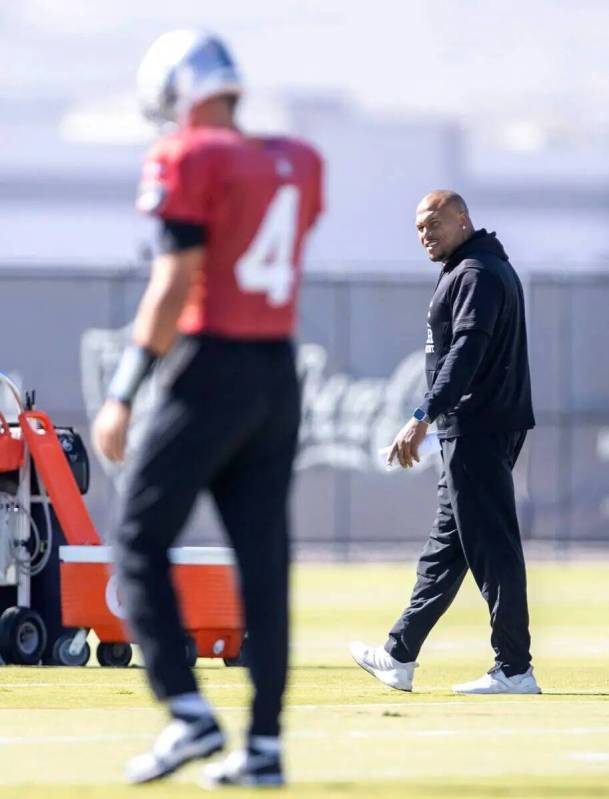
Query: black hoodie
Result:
<box><xmin>419</xmin><ymin>229</ymin><xmax>535</xmax><ymax>437</ymax></box>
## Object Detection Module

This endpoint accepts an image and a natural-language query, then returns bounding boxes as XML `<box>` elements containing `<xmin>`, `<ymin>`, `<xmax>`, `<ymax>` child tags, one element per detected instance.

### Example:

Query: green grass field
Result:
<box><xmin>2</xmin><ymin>562</ymin><xmax>609</xmax><ymax>798</ymax></box>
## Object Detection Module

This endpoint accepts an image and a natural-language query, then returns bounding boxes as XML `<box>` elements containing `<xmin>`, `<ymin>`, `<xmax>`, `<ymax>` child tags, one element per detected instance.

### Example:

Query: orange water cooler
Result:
<box><xmin>59</xmin><ymin>545</ymin><xmax>244</xmax><ymax>666</ymax></box>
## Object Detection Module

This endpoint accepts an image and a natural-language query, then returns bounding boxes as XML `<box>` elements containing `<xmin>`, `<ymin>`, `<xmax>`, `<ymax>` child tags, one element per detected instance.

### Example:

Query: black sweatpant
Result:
<box><xmin>112</xmin><ymin>334</ymin><xmax>300</xmax><ymax>738</ymax></box>
<box><xmin>385</xmin><ymin>431</ymin><xmax>532</xmax><ymax>677</ymax></box>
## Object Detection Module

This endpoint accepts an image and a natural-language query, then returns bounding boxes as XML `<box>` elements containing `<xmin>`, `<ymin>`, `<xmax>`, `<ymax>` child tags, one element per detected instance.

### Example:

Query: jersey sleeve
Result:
<box><xmin>308</xmin><ymin>150</ymin><xmax>324</xmax><ymax>228</ymax></box>
<box><xmin>450</xmin><ymin>265</ymin><xmax>503</xmax><ymax>337</ymax></box>
<box><xmin>136</xmin><ymin>140</ymin><xmax>216</xmax><ymax>225</ymax></box>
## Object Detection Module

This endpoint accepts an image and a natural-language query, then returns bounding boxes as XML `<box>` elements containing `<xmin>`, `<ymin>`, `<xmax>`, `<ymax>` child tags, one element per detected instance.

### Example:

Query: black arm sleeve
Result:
<box><xmin>451</xmin><ymin>265</ymin><xmax>503</xmax><ymax>336</ymax></box>
<box><xmin>419</xmin><ymin>266</ymin><xmax>503</xmax><ymax>422</ymax></box>
<box><xmin>157</xmin><ymin>218</ymin><xmax>208</xmax><ymax>254</ymax></box>
<box><xmin>419</xmin><ymin>329</ymin><xmax>490</xmax><ymax>422</ymax></box>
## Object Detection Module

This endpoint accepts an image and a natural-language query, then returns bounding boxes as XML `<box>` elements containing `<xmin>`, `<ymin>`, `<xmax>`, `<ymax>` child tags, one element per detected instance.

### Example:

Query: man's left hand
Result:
<box><xmin>388</xmin><ymin>418</ymin><xmax>429</xmax><ymax>469</ymax></box>
<box><xmin>92</xmin><ymin>399</ymin><xmax>132</xmax><ymax>463</ymax></box>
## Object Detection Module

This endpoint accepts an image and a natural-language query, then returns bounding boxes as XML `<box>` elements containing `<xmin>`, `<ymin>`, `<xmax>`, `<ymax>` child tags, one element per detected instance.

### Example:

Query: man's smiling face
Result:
<box><xmin>416</xmin><ymin>193</ymin><xmax>470</xmax><ymax>263</ymax></box>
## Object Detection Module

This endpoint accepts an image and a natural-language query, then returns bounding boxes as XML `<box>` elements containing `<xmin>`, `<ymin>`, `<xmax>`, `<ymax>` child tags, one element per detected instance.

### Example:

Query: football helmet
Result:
<box><xmin>137</xmin><ymin>30</ymin><xmax>242</xmax><ymax>125</ymax></box>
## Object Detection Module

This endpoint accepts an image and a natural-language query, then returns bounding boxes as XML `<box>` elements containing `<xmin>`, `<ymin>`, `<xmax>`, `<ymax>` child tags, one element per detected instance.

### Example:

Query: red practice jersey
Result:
<box><xmin>136</xmin><ymin>126</ymin><xmax>323</xmax><ymax>338</ymax></box>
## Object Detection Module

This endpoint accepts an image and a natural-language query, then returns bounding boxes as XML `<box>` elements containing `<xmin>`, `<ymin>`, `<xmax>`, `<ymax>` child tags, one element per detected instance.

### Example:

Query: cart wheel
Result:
<box><xmin>97</xmin><ymin>642</ymin><xmax>132</xmax><ymax>668</ymax></box>
<box><xmin>0</xmin><ymin>607</ymin><xmax>47</xmax><ymax>666</ymax></box>
<box><xmin>223</xmin><ymin>634</ymin><xmax>249</xmax><ymax>668</ymax></box>
<box><xmin>52</xmin><ymin>633</ymin><xmax>91</xmax><ymax>666</ymax></box>
<box><xmin>185</xmin><ymin>636</ymin><xmax>198</xmax><ymax>668</ymax></box>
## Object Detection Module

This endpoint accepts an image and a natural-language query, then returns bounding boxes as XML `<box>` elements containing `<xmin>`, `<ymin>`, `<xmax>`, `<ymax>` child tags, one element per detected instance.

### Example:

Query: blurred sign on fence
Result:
<box><xmin>1</xmin><ymin>265</ymin><xmax>608</xmax><ymax>556</ymax></box>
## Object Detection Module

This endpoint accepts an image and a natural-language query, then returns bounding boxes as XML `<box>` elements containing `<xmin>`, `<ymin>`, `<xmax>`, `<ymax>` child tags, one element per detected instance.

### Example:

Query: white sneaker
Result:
<box><xmin>453</xmin><ymin>667</ymin><xmax>541</xmax><ymax>695</ymax></box>
<box><xmin>126</xmin><ymin>716</ymin><xmax>225</xmax><ymax>784</ymax></box>
<box><xmin>203</xmin><ymin>748</ymin><xmax>284</xmax><ymax>788</ymax></box>
<box><xmin>349</xmin><ymin>641</ymin><xmax>417</xmax><ymax>691</ymax></box>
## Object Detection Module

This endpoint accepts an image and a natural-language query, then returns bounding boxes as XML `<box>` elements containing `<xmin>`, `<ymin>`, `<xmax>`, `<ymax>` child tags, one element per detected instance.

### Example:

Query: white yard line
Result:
<box><xmin>0</xmin><ymin>682</ymin><xmax>106</xmax><ymax>689</ymax></box>
<box><xmin>2</xmin><ymin>683</ymin><xmax>608</xmax><ymax>701</ymax></box>
<box><xmin>288</xmin><ymin>698</ymin><xmax>607</xmax><ymax>709</ymax></box>
<box><xmin>568</xmin><ymin>752</ymin><xmax>609</xmax><ymax>762</ymax></box>
<box><xmin>292</xmin><ymin>764</ymin><xmax>609</xmax><ymax>784</ymax></box>
<box><xmin>0</xmin><ymin>733</ymin><xmax>153</xmax><ymax>745</ymax></box>
<box><xmin>0</xmin><ymin>682</ymin><xmax>242</xmax><ymax>690</ymax></box>
<box><xmin>0</xmin><ymin>696</ymin><xmax>607</xmax><ymax>712</ymax></box>
<box><xmin>2</xmin><ymin>727</ymin><xmax>609</xmax><ymax>746</ymax></box>
<box><xmin>343</xmin><ymin>727</ymin><xmax>609</xmax><ymax>738</ymax></box>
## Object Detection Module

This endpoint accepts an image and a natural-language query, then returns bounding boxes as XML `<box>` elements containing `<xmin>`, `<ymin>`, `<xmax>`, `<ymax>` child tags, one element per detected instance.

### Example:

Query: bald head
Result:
<box><xmin>417</xmin><ymin>190</ymin><xmax>468</xmax><ymax>217</ymax></box>
<box><xmin>416</xmin><ymin>190</ymin><xmax>474</xmax><ymax>263</ymax></box>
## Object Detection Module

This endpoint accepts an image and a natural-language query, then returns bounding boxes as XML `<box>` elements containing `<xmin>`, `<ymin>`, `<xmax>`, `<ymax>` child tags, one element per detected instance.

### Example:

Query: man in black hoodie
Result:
<box><xmin>351</xmin><ymin>190</ymin><xmax>540</xmax><ymax>694</ymax></box>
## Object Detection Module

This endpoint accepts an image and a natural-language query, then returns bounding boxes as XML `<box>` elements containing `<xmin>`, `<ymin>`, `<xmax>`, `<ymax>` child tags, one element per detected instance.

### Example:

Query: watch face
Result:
<box><xmin>414</xmin><ymin>408</ymin><xmax>425</xmax><ymax>421</ymax></box>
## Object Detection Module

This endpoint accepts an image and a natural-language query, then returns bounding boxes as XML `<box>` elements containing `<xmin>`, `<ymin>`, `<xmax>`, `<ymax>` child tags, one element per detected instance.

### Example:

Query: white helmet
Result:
<box><xmin>137</xmin><ymin>30</ymin><xmax>242</xmax><ymax>125</ymax></box>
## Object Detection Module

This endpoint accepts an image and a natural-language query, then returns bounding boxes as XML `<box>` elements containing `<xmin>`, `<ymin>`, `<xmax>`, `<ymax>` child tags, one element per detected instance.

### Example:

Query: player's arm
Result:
<box><xmin>389</xmin><ymin>267</ymin><xmax>501</xmax><ymax>468</ymax></box>
<box><xmin>389</xmin><ymin>332</ymin><xmax>490</xmax><ymax>469</ymax></box>
<box><xmin>132</xmin><ymin>249</ymin><xmax>203</xmax><ymax>355</ymax></box>
<box><xmin>93</xmin><ymin>220</ymin><xmax>205</xmax><ymax>463</ymax></box>
<box><xmin>417</xmin><ymin>330</ymin><xmax>490</xmax><ymax>423</ymax></box>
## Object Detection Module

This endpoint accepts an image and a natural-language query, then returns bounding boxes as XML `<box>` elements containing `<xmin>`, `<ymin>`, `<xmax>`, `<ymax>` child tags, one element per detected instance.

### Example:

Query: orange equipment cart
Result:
<box><xmin>20</xmin><ymin>408</ymin><xmax>244</xmax><ymax>667</ymax></box>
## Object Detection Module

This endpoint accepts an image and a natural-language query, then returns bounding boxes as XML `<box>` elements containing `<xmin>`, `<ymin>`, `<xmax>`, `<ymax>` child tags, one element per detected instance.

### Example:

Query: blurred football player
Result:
<box><xmin>93</xmin><ymin>29</ymin><xmax>323</xmax><ymax>788</ymax></box>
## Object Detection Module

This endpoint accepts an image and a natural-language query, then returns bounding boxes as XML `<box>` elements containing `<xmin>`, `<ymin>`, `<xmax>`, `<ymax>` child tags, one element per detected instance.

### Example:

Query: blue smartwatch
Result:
<box><xmin>413</xmin><ymin>407</ymin><xmax>431</xmax><ymax>424</ymax></box>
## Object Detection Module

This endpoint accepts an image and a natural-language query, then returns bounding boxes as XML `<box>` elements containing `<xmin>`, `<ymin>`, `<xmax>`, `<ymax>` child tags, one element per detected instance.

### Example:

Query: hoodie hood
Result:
<box><xmin>444</xmin><ymin>228</ymin><xmax>509</xmax><ymax>271</ymax></box>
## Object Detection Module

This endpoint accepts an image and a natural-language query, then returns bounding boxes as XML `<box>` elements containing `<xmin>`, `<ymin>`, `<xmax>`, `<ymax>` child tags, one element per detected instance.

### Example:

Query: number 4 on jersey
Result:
<box><xmin>236</xmin><ymin>185</ymin><xmax>300</xmax><ymax>307</ymax></box>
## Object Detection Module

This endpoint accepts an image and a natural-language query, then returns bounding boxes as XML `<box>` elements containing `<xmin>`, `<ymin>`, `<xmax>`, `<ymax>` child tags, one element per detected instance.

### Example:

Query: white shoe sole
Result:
<box><xmin>126</xmin><ymin>731</ymin><xmax>225</xmax><ymax>784</ymax></box>
<box><xmin>202</xmin><ymin>773</ymin><xmax>285</xmax><ymax>788</ymax></box>
<box><xmin>453</xmin><ymin>682</ymin><xmax>542</xmax><ymax>695</ymax></box>
<box><xmin>350</xmin><ymin>650</ymin><xmax>413</xmax><ymax>692</ymax></box>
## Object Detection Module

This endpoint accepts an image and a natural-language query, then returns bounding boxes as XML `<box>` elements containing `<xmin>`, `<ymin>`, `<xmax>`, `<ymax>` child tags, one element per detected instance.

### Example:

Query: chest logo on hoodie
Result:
<box><xmin>426</xmin><ymin>301</ymin><xmax>434</xmax><ymax>353</ymax></box>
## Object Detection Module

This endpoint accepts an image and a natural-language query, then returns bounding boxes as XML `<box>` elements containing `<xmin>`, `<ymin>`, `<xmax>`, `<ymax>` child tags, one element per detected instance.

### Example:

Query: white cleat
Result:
<box><xmin>453</xmin><ymin>667</ymin><xmax>542</xmax><ymax>695</ymax></box>
<box><xmin>125</xmin><ymin>716</ymin><xmax>225</xmax><ymax>784</ymax></box>
<box><xmin>349</xmin><ymin>641</ymin><xmax>417</xmax><ymax>691</ymax></box>
<box><xmin>203</xmin><ymin>748</ymin><xmax>285</xmax><ymax>788</ymax></box>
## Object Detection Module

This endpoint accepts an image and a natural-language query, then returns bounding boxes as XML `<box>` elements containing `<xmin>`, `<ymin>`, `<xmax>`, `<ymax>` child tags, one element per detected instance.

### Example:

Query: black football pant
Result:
<box><xmin>112</xmin><ymin>334</ymin><xmax>300</xmax><ymax>738</ymax></box>
<box><xmin>385</xmin><ymin>431</ymin><xmax>532</xmax><ymax>677</ymax></box>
